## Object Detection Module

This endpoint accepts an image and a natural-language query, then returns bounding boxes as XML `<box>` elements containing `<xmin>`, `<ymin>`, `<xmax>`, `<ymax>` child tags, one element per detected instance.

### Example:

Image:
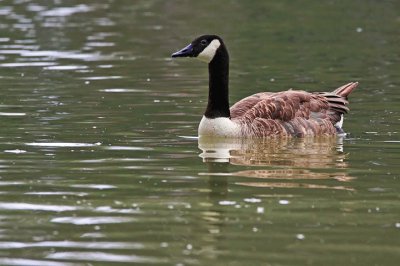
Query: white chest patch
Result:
<box><xmin>197</xmin><ymin>39</ymin><xmax>221</xmax><ymax>63</ymax></box>
<box><xmin>198</xmin><ymin>116</ymin><xmax>240</xmax><ymax>137</ymax></box>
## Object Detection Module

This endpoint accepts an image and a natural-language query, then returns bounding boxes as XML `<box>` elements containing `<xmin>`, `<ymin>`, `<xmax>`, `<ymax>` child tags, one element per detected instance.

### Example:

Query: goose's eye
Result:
<box><xmin>200</xmin><ymin>40</ymin><xmax>208</xmax><ymax>46</ymax></box>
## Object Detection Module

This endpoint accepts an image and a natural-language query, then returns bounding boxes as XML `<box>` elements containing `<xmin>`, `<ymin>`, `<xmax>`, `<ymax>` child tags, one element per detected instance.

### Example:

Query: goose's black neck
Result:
<box><xmin>204</xmin><ymin>45</ymin><xmax>230</xmax><ymax>119</ymax></box>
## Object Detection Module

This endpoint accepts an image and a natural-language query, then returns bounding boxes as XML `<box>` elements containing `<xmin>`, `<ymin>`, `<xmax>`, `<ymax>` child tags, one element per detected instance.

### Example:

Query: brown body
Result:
<box><xmin>230</xmin><ymin>82</ymin><xmax>358</xmax><ymax>137</ymax></box>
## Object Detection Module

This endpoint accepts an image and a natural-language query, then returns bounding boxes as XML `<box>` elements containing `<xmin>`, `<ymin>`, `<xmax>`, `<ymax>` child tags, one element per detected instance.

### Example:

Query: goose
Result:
<box><xmin>171</xmin><ymin>35</ymin><xmax>358</xmax><ymax>138</ymax></box>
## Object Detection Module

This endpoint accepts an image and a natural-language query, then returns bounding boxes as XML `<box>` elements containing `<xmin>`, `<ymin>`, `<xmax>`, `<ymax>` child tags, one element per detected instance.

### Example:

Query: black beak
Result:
<box><xmin>171</xmin><ymin>43</ymin><xmax>194</xmax><ymax>58</ymax></box>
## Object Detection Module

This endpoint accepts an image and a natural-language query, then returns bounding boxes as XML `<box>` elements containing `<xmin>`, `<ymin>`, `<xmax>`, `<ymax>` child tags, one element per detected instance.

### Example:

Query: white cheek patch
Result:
<box><xmin>197</xmin><ymin>39</ymin><xmax>221</xmax><ymax>63</ymax></box>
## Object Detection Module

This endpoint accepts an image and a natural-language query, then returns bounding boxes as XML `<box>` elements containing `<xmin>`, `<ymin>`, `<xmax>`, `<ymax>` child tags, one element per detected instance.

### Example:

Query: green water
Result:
<box><xmin>0</xmin><ymin>0</ymin><xmax>399</xmax><ymax>265</ymax></box>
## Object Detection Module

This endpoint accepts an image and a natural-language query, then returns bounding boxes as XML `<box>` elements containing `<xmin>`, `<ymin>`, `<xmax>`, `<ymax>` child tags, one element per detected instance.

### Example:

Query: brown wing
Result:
<box><xmin>231</xmin><ymin>90</ymin><xmax>330</xmax><ymax>120</ymax></box>
<box><xmin>230</xmin><ymin>90</ymin><xmax>346</xmax><ymax>137</ymax></box>
<box><xmin>230</xmin><ymin>92</ymin><xmax>273</xmax><ymax>118</ymax></box>
<box><xmin>229</xmin><ymin>82</ymin><xmax>357</xmax><ymax>137</ymax></box>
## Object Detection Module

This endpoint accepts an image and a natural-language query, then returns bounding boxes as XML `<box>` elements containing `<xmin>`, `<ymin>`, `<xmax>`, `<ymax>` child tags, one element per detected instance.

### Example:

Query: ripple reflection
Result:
<box><xmin>51</xmin><ymin>216</ymin><xmax>137</xmax><ymax>225</ymax></box>
<box><xmin>199</xmin><ymin>136</ymin><xmax>354</xmax><ymax>191</ymax></box>
<box><xmin>47</xmin><ymin>251</ymin><xmax>167</xmax><ymax>264</ymax></box>
<box><xmin>0</xmin><ymin>202</ymin><xmax>81</xmax><ymax>212</ymax></box>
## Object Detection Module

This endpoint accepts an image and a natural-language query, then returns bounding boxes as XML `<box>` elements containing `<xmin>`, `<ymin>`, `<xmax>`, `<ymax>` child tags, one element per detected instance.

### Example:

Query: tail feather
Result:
<box><xmin>331</xmin><ymin>82</ymin><xmax>358</xmax><ymax>134</ymax></box>
<box><xmin>316</xmin><ymin>82</ymin><xmax>358</xmax><ymax>134</ymax></box>
<box><xmin>333</xmin><ymin>82</ymin><xmax>358</xmax><ymax>98</ymax></box>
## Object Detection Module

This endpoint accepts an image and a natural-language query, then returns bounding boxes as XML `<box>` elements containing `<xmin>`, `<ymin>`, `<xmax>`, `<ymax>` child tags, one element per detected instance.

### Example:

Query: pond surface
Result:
<box><xmin>0</xmin><ymin>0</ymin><xmax>399</xmax><ymax>265</ymax></box>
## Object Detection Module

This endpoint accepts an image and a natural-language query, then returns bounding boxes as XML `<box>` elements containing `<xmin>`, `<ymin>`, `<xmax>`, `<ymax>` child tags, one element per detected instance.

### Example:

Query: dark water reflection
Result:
<box><xmin>0</xmin><ymin>0</ymin><xmax>399</xmax><ymax>265</ymax></box>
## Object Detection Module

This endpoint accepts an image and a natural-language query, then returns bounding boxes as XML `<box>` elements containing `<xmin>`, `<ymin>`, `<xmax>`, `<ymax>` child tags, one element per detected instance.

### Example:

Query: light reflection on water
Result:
<box><xmin>46</xmin><ymin>251</ymin><xmax>168</xmax><ymax>264</ymax></box>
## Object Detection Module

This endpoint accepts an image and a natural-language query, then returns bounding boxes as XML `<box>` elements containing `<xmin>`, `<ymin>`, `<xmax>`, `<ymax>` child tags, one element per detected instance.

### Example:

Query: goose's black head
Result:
<box><xmin>171</xmin><ymin>35</ymin><xmax>225</xmax><ymax>63</ymax></box>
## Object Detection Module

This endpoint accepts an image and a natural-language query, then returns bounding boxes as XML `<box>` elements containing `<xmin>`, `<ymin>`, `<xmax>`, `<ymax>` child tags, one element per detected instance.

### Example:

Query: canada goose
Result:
<box><xmin>172</xmin><ymin>35</ymin><xmax>358</xmax><ymax>138</ymax></box>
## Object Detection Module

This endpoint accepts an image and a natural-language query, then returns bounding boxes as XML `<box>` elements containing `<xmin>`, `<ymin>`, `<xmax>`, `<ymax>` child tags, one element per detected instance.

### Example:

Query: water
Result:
<box><xmin>0</xmin><ymin>0</ymin><xmax>399</xmax><ymax>265</ymax></box>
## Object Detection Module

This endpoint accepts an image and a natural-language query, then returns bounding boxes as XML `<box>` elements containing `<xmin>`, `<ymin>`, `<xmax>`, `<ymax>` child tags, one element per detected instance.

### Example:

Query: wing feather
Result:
<box><xmin>230</xmin><ymin>89</ymin><xmax>351</xmax><ymax>137</ymax></box>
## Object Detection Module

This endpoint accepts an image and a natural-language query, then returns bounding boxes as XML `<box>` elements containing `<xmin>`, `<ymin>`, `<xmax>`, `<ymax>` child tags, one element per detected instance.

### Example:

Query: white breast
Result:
<box><xmin>198</xmin><ymin>116</ymin><xmax>241</xmax><ymax>137</ymax></box>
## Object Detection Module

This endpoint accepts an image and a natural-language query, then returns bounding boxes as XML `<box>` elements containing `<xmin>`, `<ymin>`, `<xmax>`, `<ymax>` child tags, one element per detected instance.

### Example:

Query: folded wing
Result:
<box><xmin>230</xmin><ymin>83</ymin><xmax>356</xmax><ymax>137</ymax></box>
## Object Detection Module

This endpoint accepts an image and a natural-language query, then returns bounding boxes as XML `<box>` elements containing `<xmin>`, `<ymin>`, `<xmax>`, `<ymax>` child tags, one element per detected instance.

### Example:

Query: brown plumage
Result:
<box><xmin>230</xmin><ymin>82</ymin><xmax>358</xmax><ymax>137</ymax></box>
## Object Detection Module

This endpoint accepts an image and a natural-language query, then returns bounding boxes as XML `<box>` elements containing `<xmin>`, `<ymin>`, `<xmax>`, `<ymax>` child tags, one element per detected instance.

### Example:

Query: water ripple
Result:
<box><xmin>4</xmin><ymin>149</ymin><xmax>27</xmax><ymax>154</ymax></box>
<box><xmin>69</xmin><ymin>184</ymin><xmax>115</xmax><ymax>190</ymax></box>
<box><xmin>0</xmin><ymin>112</ymin><xmax>26</xmax><ymax>116</ymax></box>
<box><xmin>95</xmin><ymin>206</ymin><xmax>141</xmax><ymax>214</ymax></box>
<box><xmin>25</xmin><ymin>192</ymin><xmax>88</xmax><ymax>197</ymax></box>
<box><xmin>0</xmin><ymin>62</ymin><xmax>57</xmax><ymax>67</ymax></box>
<box><xmin>46</xmin><ymin>251</ymin><xmax>167</xmax><ymax>264</ymax></box>
<box><xmin>51</xmin><ymin>216</ymin><xmax>137</xmax><ymax>225</ymax></box>
<box><xmin>25</xmin><ymin>142</ymin><xmax>101</xmax><ymax>148</ymax></box>
<box><xmin>0</xmin><ymin>203</ymin><xmax>81</xmax><ymax>212</ymax></box>
<box><xmin>0</xmin><ymin>258</ymin><xmax>77</xmax><ymax>266</ymax></box>
<box><xmin>0</xmin><ymin>49</ymin><xmax>113</xmax><ymax>61</ymax></box>
<box><xmin>43</xmin><ymin>65</ymin><xmax>88</xmax><ymax>71</ymax></box>
<box><xmin>0</xmin><ymin>241</ymin><xmax>143</xmax><ymax>250</ymax></box>
<box><xmin>103</xmin><ymin>146</ymin><xmax>152</xmax><ymax>151</ymax></box>
<box><xmin>82</xmin><ymin>76</ymin><xmax>123</xmax><ymax>80</ymax></box>
<box><xmin>39</xmin><ymin>4</ymin><xmax>93</xmax><ymax>17</ymax></box>
<box><xmin>100</xmin><ymin>88</ymin><xmax>148</xmax><ymax>93</ymax></box>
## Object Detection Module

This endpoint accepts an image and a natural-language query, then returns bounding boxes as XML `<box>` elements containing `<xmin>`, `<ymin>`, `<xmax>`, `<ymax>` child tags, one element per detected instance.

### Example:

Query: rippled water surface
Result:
<box><xmin>0</xmin><ymin>1</ymin><xmax>399</xmax><ymax>265</ymax></box>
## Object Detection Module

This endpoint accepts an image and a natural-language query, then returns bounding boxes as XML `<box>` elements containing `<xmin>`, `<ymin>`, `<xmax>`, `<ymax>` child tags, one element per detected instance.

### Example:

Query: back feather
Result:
<box><xmin>229</xmin><ymin>82</ymin><xmax>358</xmax><ymax>137</ymax></box>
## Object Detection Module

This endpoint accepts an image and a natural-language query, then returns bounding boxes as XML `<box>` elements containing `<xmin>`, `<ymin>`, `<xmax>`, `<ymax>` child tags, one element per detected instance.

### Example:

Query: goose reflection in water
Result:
<box><xmin>198</xmin><ymin>136</ymin><xmax>355</xmax><ymax>191</ymax></box>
